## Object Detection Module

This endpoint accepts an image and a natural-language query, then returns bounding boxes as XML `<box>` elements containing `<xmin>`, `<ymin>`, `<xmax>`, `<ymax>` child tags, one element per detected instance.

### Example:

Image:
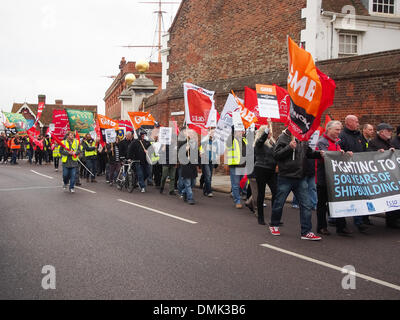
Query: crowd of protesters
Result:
<box><xmin>1</xmin><ymin>114</ymin><xmax>400</xmax><ymax>240</ymax></box>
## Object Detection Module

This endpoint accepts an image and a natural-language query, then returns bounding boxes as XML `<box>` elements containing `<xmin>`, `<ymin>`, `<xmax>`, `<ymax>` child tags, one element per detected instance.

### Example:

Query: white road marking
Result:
<box><xmin>0</xmin><ymin>186</ymin><xmax>61</xmax><ymax>192</ymax></box>
<box><xmin>75</xmin><ymin>186</ymin><xmax>96</xmax><ymax>194</ymax></box>
<box><xmin>30</xmin><ymin>170</ymin><xmax>54</xmax><ymax>179</ymax></box>
<box><xmin>260</xmin><ymin>243</ymin><xmax>400</xmax><ymax>292</ymax></box>
<box><xmin>118</xmin><ymin>199</ymin><xmax>198</xmax><ymax>224</ymax></box>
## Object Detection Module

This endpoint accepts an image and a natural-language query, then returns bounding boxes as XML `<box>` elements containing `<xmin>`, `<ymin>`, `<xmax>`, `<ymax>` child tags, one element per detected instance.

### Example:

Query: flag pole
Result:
<box><xmin>292</xmin><ymin>134</ymin><xmax>296</xmax><ymax>160</ymax></box>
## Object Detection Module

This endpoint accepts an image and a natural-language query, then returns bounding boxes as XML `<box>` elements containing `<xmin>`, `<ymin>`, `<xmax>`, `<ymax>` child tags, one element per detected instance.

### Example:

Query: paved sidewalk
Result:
<box><xmin>198</xmin><ymin>173</ymin><xmax>294</xmax><ymax>202</ymax></box>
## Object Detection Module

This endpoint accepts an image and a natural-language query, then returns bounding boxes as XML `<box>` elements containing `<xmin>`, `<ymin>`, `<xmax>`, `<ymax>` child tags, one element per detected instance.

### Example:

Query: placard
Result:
<box><xmin>159</xmin><ymin>127</ymin><xmax>172</xmax><ymax>145</ymax></box>
<box><xmin>256</xmin><ymin>84</ymin><xmax>280</xmax><ymax>119</ymax></box>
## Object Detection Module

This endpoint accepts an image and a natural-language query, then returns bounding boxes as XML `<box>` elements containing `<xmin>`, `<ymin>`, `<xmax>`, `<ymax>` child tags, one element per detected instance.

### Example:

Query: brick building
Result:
<box><xmin>145</xmin><ymin>0</ymin><xmax>400</xmax><ymax>130</ymax></box>
<box><xmin>11</xmin><ymin>95</ymin><xmax>97</xmax><ymax>134</ymax></box>
<box><xmin>104</xmin><ymin>57</ymin><xmax>162</xmax><ymax>120</ymax></box>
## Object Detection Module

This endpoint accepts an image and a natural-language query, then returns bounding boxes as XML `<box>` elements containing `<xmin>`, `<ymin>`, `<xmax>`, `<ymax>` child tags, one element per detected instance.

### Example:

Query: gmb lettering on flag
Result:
<box><xmin>324</xmin><ymin>150</ymin><xmax>400</xmax><ymax>218</ymax></box>
<box><xmin>97</xmin><ymin>114</ymin><xmax>119</xmax><ymax>130</ymax></box>
<box><xmin>127</xmin><ymin>111</ymin><xmax>155</xmax><ymax>130</ymax></box>
<box><xmin>287</xmin><ymin>37</ymin><xmax>336</xmax><ymax>141</ymax></box>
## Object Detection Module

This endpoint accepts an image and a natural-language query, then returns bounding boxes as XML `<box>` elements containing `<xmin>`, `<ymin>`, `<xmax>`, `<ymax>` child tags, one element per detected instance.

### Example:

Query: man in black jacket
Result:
<box><xmin>392</xmin><ymin>125</ymin><xmax>400</xmax><ymax>150</ymax></box>
<box><xmin>339</xmin><ymin>115</ymin><xmax>369</xmax><ymax>233</ymax></box>
<box><xmin>119</xmin><ymin>131</ymin><xmax>134</xmax><ymax>160</ymax></box>
<box><xmin>269</xmin><ymin>128</ymin><xmax>323</xmax><ymax>240</ymax></box>
<box><xmin>368</xmin><ymin>123</ymin><xmax>399</xmax><ymax>228</ymax></box>
<box><xmin>128</xmin><ymin>130</ymin><xmax>151</xmax><ymax>192</ymax></box>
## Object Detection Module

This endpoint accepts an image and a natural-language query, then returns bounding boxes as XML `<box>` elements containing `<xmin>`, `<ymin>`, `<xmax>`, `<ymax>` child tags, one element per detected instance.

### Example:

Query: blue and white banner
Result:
<box><xmin>324</xmin><ymin>150</ymin><xmax>400</xmax><ymax>218</ymax></box>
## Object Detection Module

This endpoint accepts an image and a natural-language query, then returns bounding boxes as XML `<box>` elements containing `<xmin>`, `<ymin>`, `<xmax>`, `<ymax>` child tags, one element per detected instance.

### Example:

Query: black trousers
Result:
<box><xmin>317</xmin><ymin>185</ymin><xmax>346</xmax><ymax>232</ymax></box>
<box><xmin>255</xmin><ymin>167</ymin><xmax>277</xmax><ymax>222</ymax></box>
<box><xmin>152</xmin><ymin>163</ymin><xmax>162</xmax><ymax>186</ymax></box>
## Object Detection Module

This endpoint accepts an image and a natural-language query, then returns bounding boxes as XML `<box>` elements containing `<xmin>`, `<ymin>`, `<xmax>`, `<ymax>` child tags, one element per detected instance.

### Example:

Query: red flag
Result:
<box><xmin>273</xmin><ymin>85</ymin><xmax>291</xmax><ymax>125</ymax></box>
<box><xmin>170</xmin><ymin>117</ymin><xmax>180</xmax><ymax>136</ymax></box>
<box><xmin>183</xmin><ymin>83</ymin><xmax>215</xmax><ymax>129</ymax></box>
<box><xmin>239</xmin><ymin>174</ymin><xmax>248</xmax><ymax>189</ymax></box>
<box><xmin>244</xmin><ymin>87</ymin><xmax>268</xmax><ymax>129</ymax></box>
<box><xmin>95</xmin><ymin>118</ymin><xmax>105</xmax><ymax>147</ymax></box>
<box><xmin>27</xmin><ymin>127</ymin><xmax>43</xmax><ymax>150</ymax></box>
<box><xmin>50</xmin><ymin>132</ymin><xmax>68</xmax><ymax>151</ymax></box>
<box><xmin>34</xmin><ymin>102</ymin><xmax>45</xmax><ymax>126</ymax></box>
<box><xmin>286</xmin><ymin>37</ymin><xmax>336</xmax><ymax>141</ymax></box>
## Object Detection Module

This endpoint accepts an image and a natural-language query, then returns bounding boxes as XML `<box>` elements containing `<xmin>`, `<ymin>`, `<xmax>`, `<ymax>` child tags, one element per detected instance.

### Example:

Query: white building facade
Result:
<box><xmin>301</xmin><ymin>0</ymin><xmax>400</xmax><ymax>61</ymax></box>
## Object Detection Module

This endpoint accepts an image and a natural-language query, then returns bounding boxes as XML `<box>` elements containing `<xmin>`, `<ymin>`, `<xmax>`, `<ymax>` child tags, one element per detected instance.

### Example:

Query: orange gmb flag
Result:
<box><xmin>97</xmin><ymin>114</ymin><xmax>119</xmax><ymax>130</ymax></box>
<box><xmin>231</xmin><ymin>90</ymin><xmax>258</xmax><ymax>129</ymax></box>
<box><xmin>287</xmin><ymin>36</ymin><xmax>335</xmax><ymax>141</ymax></box>
<box><xmin>128</xmin><ymin>112</ymin><xmax>156</xmax><ymax>130</ymax></box>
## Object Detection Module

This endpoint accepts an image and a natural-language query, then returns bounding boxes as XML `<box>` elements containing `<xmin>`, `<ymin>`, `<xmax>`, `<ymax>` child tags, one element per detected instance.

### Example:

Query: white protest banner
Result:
<box><xmin>159</xmin><ymin>127</ymin><xmax>172</xmax><ymax>145</ymax></box>
<box><xmin>256</xmin><ymin>84</ymin><xmax>280</xmax><ymax>119</ymax></box>
<box><xmin>104</xmin><ymin>128</ymin><xmax>116</xmax><ymax>143</ymax></box>
<box><xmin>324</xmin><ymin>150</ymin><xmax>400</xmax><ymax>218</ymax></box>
<box><xmin>308</xmin><ymin>129</ymin><xmax>321</xmax><ymax>151</ymax></box>
<box><xmin>232</xmin><ymin>111</ymin><xmax>245</xmax><ymax>131</ymax></box>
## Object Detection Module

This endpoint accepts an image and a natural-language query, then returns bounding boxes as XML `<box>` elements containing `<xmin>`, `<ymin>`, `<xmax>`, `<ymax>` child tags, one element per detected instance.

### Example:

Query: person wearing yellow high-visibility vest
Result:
<box><xmin>26</xmin><ymin>136</ymin><xmax>33</xmax><ymax>164</ymax></box>
<box><xmin>226</xmin><ymin>126</ymin><xmax>248</xmax><ymax>209</ymax></box>
<box><xmin>60</xmin><ymin>131</ymin><xmax>81</xmax><ymax>193</ymax></box>
<box><xmin>83</xmin><ymin>133</ymin><xmax>98</xmax><ymax>183</ymax></box>
<box><xmin>52</xmin><ymin>141</ymin><xmax>61</xmax><ymax>172</ymax></box>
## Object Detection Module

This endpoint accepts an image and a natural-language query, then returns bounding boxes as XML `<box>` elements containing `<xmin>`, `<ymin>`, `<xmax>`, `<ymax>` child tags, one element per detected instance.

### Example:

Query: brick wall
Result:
<box><xmin>167</xmin><ymin>0</ymin><xmax>306</xmax><ymax>87</ymax></box>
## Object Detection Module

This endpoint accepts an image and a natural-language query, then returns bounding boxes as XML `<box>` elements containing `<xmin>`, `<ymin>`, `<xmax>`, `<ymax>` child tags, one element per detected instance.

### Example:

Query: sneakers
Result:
<box><xmin>141</xmin><ymin>188</ymin><xmax>146</xmax><ymax>193</ymax></box>
<box><xmin>63</xmin><ymin>184</ymin><xmax>67</xmax><ymax>191</ymax></box>
<box><xmin>292</xmin><ymin>204</ymin><xmax>299</xmax><ymax>209</ymax></box>
<box><xmin>269</xmin><ymin>226</ymin><xmax>280</xmax><ymax>236</ymax></box>
<box><xmin>70</xmin><ymin>188</ymin><xmax>75</xmax><ymax>193</ymax></box>
<box><xmin>235</xmin><ymin>203</ymin><xmax>243</xmax><ymax>209</ymax></box>
<box><xmin>301</xmin><ymin>232</ymin><xmax>321</xmax><ymax>241</ymax></box>
<box><xmin>207</xmin><ymin>193</ymin><xmax>213</xmax><ymax>197</ymax></box>
<box><xmin>188</xmin><ymin>199</ymin><xmax>195</xmax><ymax>205</ymax></box>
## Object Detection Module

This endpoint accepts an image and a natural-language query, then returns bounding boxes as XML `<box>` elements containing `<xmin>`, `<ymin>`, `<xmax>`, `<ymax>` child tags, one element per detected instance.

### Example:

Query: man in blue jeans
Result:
<box><xmin>200</xmin><ymin>129</ymin><xmax>219</xmax><ymax>197</ymax></box>
<box><xmin>128</xmin><ymin>130</ymin><xmax>151</xmax><ymax>192</ymax></box>
<box><xmin>269</xmin><ymin>128</ymin><xmax>323</xmax><ymax>240</ymax></box>
<box><xmin>60</xmin><ymin>131</ymin><xmax>81</xmax><ymax>193</ymax></box>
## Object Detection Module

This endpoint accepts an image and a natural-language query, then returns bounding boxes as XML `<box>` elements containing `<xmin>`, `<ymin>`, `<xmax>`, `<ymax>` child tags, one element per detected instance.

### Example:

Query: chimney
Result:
<box><xmin>55</xmin><ymin>99</ymin><xmax>63</xmax><ymax>105</ymax></box>
<box><xmin>38</xmin><ymin>94</ymin><xmax>46</xmax><ymax>104</ymax></box>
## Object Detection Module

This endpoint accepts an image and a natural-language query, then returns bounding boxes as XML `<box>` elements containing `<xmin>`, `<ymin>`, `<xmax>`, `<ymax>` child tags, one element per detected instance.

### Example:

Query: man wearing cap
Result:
<box><xmin>369</xmin><ymin>123</ymin><xmax>395</xmax><ymax>152</ymax></box>
<box><xmin>369</xmin><ymin>123</ymin><xmax>398</xmax><ymax>228</ymax></box>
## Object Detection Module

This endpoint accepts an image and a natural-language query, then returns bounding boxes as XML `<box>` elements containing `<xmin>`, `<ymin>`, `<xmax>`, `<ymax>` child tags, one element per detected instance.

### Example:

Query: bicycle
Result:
<box><xmin>115</xmin><ymin>159</ymin><xmax>139</xmax><ymax>193</ymax></box>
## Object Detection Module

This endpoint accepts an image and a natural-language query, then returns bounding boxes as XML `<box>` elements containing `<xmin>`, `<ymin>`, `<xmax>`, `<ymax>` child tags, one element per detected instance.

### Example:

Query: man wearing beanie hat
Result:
<box><xmin>391</xmin><ymin>125</ymin><xmax>400</xmax><ymax>149</ymax></box>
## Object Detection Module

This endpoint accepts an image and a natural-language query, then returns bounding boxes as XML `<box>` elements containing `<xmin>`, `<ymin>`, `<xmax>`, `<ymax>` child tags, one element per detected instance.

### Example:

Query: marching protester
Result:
<box><xmin>128</xmin><ymin>130</ymin><xmax>151</xmax><ymax>192</ymax></box>
<box><xmin>269</xmin><ymin>127</ymin><xmax>323</xmax><ymax>240</ymax></box>
<box><xmin>10</xmin><ymin>135</ymin><xmax>21</xmax><ymax>165</ymax></box>
<box><xmin>199</xmin><ymin>128</ymin><xmax>218</xmax><ymax>197</ymax></box>
<box><xmin>26</xmin><ymin>136</ymin><xmax>33</xmax><ymax>164</ymax></box>
<box><xmin>367</xmin><ymin>123</ymin><xmax>399</xmax><ymax>229</ymax></box>
<box><xmin>338</xmin><ymin>115</ymin><xmax>369</xmax><ymax>233</ymax></box>
<box><xmin>226</xmin><ymin>126</ymin><xmax>248</xmax><ymax>209</ymax></box>
<box><xmin>0</xmin><ymin>132</ymin><xmax>7</xmax><ymax>163</ymax></box>
<box><xmin>83</xmin><ymin>133</ymin><xmax>98</xmax><ymax>183</ymax></box>
<box><xmin>316</xmin><ymin>121</ymin><xmax>352</xmax><ymax>236</ymax></box>
<box><xmin>159</xmin><ymin>131</ymin><xmax>178</xmax><ymax>196</ymax></box>
<box><xmin>119</xmin><ymin>131</ymin><xmax>134</xmax><ymax>160</ymax></box>
<box><xmin>253</xmin><ymin>125</ymin><xmax>277</xmax><ymax>225</ymax></box>
<box><xmin>60</xmin><ymin>131</ymin><xmax>81</xmax><ymax>193</ymax></box>
<box><xmin>361</xmin><ymin>123</ymin><xmax>374</xmax><ymax>151</ymax></box>
<box><xmin>392</xmin><ymin>125</ymin><xmax>400</xmax><ymax>149</ymax></box>
<box><xmin>177</xmin><ymin>128</ymin><xmax>198</xmax><ymax>205</ymax></box>
<box><xmin>106</xmin><ymin>137</ymin><xmax>121</xmax><ymax>186</ymax></box>
<box><xmin>52</xmin><ymin>141</ymin><xmax>61</xmax><ymax>172</ymax></box>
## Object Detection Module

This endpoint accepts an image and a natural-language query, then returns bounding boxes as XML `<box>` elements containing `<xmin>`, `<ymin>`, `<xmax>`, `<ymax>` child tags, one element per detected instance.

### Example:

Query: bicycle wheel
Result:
<box><xmin>126</xmin><ymin>172</ymin><xmax>134</xmax><ymax>193</ymax></box>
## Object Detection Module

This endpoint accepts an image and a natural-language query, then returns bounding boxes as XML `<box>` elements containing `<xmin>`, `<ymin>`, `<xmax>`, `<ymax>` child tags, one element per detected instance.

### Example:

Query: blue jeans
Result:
<box><xmin>181</xmin><ymin>178</ymin><xmax>195</xmax><ymax>200</ymax></box>
<box><xmin>292</xmin><ymin>175</ymin><xmax>317</xmax><ymax>208</ymax></box>
<box><xmin>63</xmin><ymin>166</ymin><xmax>76</xmax><ymax>190</ymax></box>
<box><xmin>86</xmin><ymin>158</ymin><xmax>97</xmax><ymax>180</ymax></box>
<box><xmin>270</xmin><ymin>176</ymin><xmax>313</xmax><ymax>236</ymax></box>
<box><xmin>135</xmin><ymin>163</ymin><xmax>150</xmax><ymax>189</ymax></box>
<box><xmin>27</xmin><ymin>149</ymin><xmax>33</xmax><ymax>164</ymax></box>
<box><xmin>202</xmin><ymin>163</ymin><xmax>213</xmax><ymax>195</ymax></box>
<box><xmin>11</xmin><ymin>150</ymin><xmax>18</xmax><ymax>164</ymax></box>
<box><xmin>229</xmin><ymin>167</ymin><xmax>243</xmax><ymax>205</ymax></box>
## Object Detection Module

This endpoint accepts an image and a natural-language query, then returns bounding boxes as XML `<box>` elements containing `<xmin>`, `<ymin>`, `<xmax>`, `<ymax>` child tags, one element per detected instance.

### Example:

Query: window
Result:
<box><xmin>339</xmin><ymin>34</ymin><xmax>358</xmax><ymax>57</ymax></box>
<box><xmin>372</xmin><ymin>0</ymin><xmax>395</xmax><ymax>14</ymax></box>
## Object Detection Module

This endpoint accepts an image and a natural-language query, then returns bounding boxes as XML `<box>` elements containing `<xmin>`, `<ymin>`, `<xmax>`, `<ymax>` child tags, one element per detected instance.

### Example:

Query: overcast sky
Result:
<box><xmin>0</xmin><ymin>0</ymin><xmax>181</xmax><ymax>115</ymax></box>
